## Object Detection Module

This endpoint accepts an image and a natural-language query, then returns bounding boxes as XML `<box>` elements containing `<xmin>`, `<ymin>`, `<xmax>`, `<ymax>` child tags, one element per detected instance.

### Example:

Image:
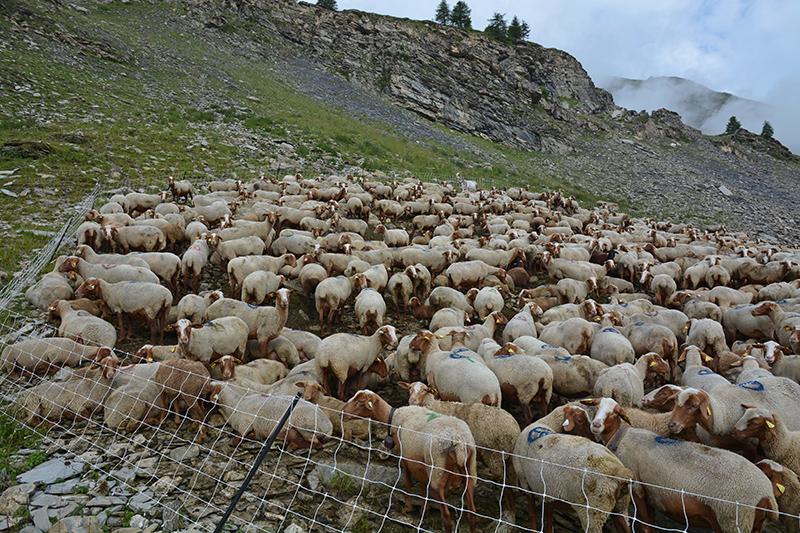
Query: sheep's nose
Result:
<box><xmin>591</xmin><ymin>421</ymin><xmax>601</xmax><ymax>430</ymax></box>
<box><xmin>668</xmin><ymin>421</ymin><xmax>679</xmax><ymax>432</ymax></box>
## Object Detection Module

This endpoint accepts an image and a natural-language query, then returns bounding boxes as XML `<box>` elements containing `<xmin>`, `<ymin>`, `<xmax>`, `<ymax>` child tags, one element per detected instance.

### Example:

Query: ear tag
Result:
<box><xmin>766</xmin><ymin>420</ymin><xmax>776</xmax><ymax>429</ymax></box>
<box><xmin>777</xmin><ymin>483</ymin><xmax>786</xmax><ymax>494</ymax></box>
<box><xmin>706</xmin><ymin>406</ymin><xmax>712</xmax><ymax>417</ymax></box>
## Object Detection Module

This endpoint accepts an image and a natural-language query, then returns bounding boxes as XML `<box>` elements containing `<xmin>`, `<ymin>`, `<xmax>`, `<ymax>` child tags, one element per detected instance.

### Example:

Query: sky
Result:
<box><xmin>338</xmin><ymin>0</ymin><xmax>800</xmax><ymax>150</ymax></box>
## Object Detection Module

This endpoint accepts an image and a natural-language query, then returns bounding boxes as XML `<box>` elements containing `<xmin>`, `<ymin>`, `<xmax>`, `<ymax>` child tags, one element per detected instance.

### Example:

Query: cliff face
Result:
<box><xmin>191</xmin><ymin>0</ymin><xmax>615</xmax><ymax>152</ymax></box>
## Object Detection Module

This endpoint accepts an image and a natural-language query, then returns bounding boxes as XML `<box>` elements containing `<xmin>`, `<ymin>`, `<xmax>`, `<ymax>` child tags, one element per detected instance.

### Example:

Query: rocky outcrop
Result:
<box><xmin>188</xmin><ymin>0</ymin><xmax>615</xmax><ymax>151</ymax></box>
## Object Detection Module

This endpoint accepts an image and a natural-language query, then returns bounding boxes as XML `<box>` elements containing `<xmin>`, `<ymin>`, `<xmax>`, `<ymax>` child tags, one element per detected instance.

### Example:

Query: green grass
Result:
<box><xmin>327</xmin><ymin>471</ymin><xmax>360</xmax><ymax>499</ymax></box>
<box><xmin>0</xmin><ymin>411</ymin><xmax>43</xmax><ymax>490</ymax></box>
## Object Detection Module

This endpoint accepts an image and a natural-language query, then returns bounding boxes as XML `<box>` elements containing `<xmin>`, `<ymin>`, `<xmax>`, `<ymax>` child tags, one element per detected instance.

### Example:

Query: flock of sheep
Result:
<box><xmin>4</xmin><ymin>173</ymin><xmax>800</xmax><ymax>533</ymax></box>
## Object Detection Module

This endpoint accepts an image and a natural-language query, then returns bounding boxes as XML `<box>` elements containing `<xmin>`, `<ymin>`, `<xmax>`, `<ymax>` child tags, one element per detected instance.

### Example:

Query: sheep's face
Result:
<box><xmin>400</xmin><ymin>382</ymin><xmax>430</xmax><ymax>405</ymax></box>
<box><xmin>645</xmin><ymin>354</ymin><xmax>671</xmax><ymax>381</ymax></box>
<box><xmin>584</xmin><ymin>398</ymin><xmax>629</xmax><ymax>441</ymax></box>
<box><xmin>641</xmin><ymin>385</ymin><xmax>681</xmax><ymax>412</ymax></box>
<box><xmin>496</xmin><ymin>343</ymin><xmax>518</xmax><ymax>356</ymax></box>
<box><xmin>207</xmin><ymin>383</ymin><xmax>223</xmax><ymax>403</ymax></box>
<box><xmin>75</xmin><ymin>279</ymin><xmax>100</xmax><ymax>299</ymax></box>
<box><xmin>756</xmin><ymin>461</ymin><xmax>787</xmax><ymax>498</ymax></box>
<box><xmin>751</xmin><ymin>302</ymin><xmax>776</xmax><ymax>317</ymax></box>
<box><xmin>134</xmin><ymin>345</ymin><xmax>154</xmax><ymax>363</ymax></box>
<box><xmin>732</xmin><ymin>408</ymin><xmax>774</xmax><ymax>440</ymax></box>
<box><xmin>214</xmin><ymin>355</ymin><xmax>240</xmax><ymax>380</ymax></box>
<box><xmin>98</xmin><ymin>354</ymin><xmax>120</xmax><ymax>380</ymax></box>
<box><xmin>668</xmin><ymin>389</ymin><xmax>711</xmax><ymax>434</ymax></box>
<box><xmin>58</xmin><ymin>257</ymin><xmax>79</xmax><ymax>273</ymax></box>
<box><xmin>342</xmin><ymin>390</ymin><xmax>380</xmax><ymax>420</ymax></box>
<box><xmin>294</xmin><ymin>381</ymin><xmax>324</xmax><ymax>402</ymax></box>
<box><xmin>176</xmin><ymin>319</ymin><xmax>192</xmax><ymax>344</ymax></box>
<box><xmin>275</xmin><ymin>288</ymin><xmax>290</xmax><ymax>309</ymax></box>
<box><xmin>561</xmin><ymin>406</ymin><xmax>592</xmax><ymax>438</ymax></box>
<box><xmin>378</xmin><ymin>326</ymin><xmax>398</xmax><ymax>349</ymax></box>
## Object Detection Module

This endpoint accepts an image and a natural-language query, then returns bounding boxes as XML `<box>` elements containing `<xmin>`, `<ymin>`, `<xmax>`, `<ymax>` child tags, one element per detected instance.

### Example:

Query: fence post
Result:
<box><xmin>213</xmin><ymin>392</ymin><xmax>304</xmax><ymax>533</ymax></box>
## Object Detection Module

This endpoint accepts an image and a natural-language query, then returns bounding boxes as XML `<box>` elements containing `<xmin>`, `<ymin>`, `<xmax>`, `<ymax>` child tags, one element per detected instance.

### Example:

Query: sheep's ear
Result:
<box><xmin>397</xmin><ymin>381</ymin><xmax>410</xmax><ymax>390</ymax></box>
<box><xmin>579</xmin><ymin>398</ymin><xmax>599</xmax><ymax>406</ymax></box>
<box><xmin>618</xmin><ymin>409</ymin><xmax>632</xmax><ymax>425</ymax></box>
<box><xmin>295</xmin><ymin>381</ymin><xmax>306</xmax><ymax>389</ymax></box>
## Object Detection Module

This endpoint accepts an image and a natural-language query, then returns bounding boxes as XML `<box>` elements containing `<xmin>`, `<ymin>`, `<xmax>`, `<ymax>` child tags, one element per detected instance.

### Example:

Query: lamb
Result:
<box><xmin>538</xmin><ymin>317</ymin><xmax>595</xmax><ymax>355</ymax></box>
<box><xmin>76</xmin><ymin>278</ymin><xmax>172</xmax><ymax>342</ymax></box>
<box><xmin>512</xmin><ymin>417</ymin><xmax>632</xmax><ymax>533</ymax></box>
<box><xmin>216</xmin><ymin>384</ymin><xmax>332</xmax><ymax>449</ymax></box>
<box><xmin>589</xmin><ymin>322</ymin><xmax>635</xmax><ymax>366</ymax></box>
<box><xmin>445</xmin><ymin>260</ymin><xmax>505</xmax><ymax>289</ymax></box>
<box><xmin>121</xmin><ymin>192</ymin><xmax>161</xmax><ymax>214</ymax></box>
<box><xmin>375</xmin><ymin>224</ymin><xmax>409</xmax><ymax>247</ymax></box>
<box><xmin>393</xmin><ymin>333</ymin><xmax>426</xmax><ymax>382</ymax></box>
<box><xmin>76</xmin><ymin>221</ymin><xmax>103</xmax><ymax>249</ymax></box>
<box><xmin>342</xmin><ymin>390</ymin><xmax>477</xmax><ymax>533</ymax></box>
<box><xmin>755</xmin><ymin>460</ymin><xmax>800</xmax><ymax>533</ymax></box>
<box><xmin>294</xmin><ymin>381</ymin><xmax>372</xmax><ymax>442</ymax></box>
<box><xmin>423</xmin><ymin>332</ymin><xmax>502</xmax><ymax>406</ymax></box>
<box><xmin>176</xmin><ymin>317</ymin><xmax>249</xmax><ymax>364</ymax></box>
<box><xmin>386</xmin><ymin>272</ymin><xmax>414</xmax><ymax>310</ymax></box>
<box><xmin>49</xmin><ymin>300</ymin><xmax>117</xmax><ymax>348</ymax></box>
<box><xmin>314</xmin><ymin>275</ymin><xmax>353</xmax><ymax>330</ymax></box>
<box><xmin>211</xmin><ymin>355</ymin><xmax>287</xmax><ymax>385</ymax></box>
<box><xmin>207</xmin><ymin>288</ymin><xmax>290</xmax><ymax>353</ymax></box>
<box><xmin>480</xmin><ymin>341</ymin><xmax>553</xmax><ymax>421</ymax></box>
<box><xmin>19</xmin><ymin>354</ymin><xmax>120</xmax><ymax>426</ymax></box>
<box><xmin>1</xmin><ymin>339</ymin><xmax>110</xmax><ymax>375</ymax></box>
<box><xmin>685</xmin><ymin>318</ymin><xmax>728</xmax><ymax>356</ymax></box>
<box><xmin>128</xmin><ymin>252</ymin><xmax>181</xmax><ymax>292</ymax></box>
<box><xmin>210</xmin><ymin>235</ymin><xmax>265</xmax><ymax>264</ymax></box>
<box><xmin>587</xmin><ymin>397</ymin><xmax>777</xmax><ymax>533</ymax></box>
<box><xmin>240</xmin><ymin>271</ymin><xmax>283</xmax><ymax>305</ymax></box>
<box><xmin>426</xmin><ymin>286</ymin><xmax>474</xmax><ymax>315</ymax></box>
<box><xmin>468</xmin><ymin>286</ymin><xmax>504</xmax><ymax>320</ymax></box>
<box><xmin>402</xmin><ymin>381</ymin><xmax>519</xmax><ymax>484</ymax></box>
<box><xmin>153</xmin><ymin>359</ymin><xmax>218</xmax><ymax>441</ymax></box>
<box><xmin>315</xmin><ymin>325</ymin><xmax>397</xmax><ymax>399</ymax></box>
<box><xmin>732</xmin><ymin>408</ymin><xmax>800</xmax><ymax>477</ymax></box>
<box><xmin>592</xmin><ymin>352</ymin><xmax>671</xmax><ymax>406</ymax></box>
<box><xmin>175</xmin><ymin>291</ymin><xmax>221</xmax><ymax>325</ymax></box>
<box><xmin>683</xmin><ymin>299</ymin><xmax>723</xmax><ymax>322</ymax></box>
<box><xmin>181</xmin><ymin>236</ymin><xmax>210</xmax><ymax>292</ymax></box>
<box><xmin>105</xmin><ymin>225</ymin><xmax>166</xmax><ymax>253</ymax></box>
<box><xmin>354</xmin><ymin>288</ymin><xmax>386</xmax><ymax>334</ymax></box>
<box><xmin>227</xmin><ymin>254</ymin><xmax>296</xmax><ymax>296</ymax></box>
<box><xmin>58</xmin><ymin>256</ymin><xmax>159</xmax><ymax>285</ymax></box>
<box><xmin>25</xmin><ymin>272</ymin><xmax>73</xmax><ymax>310</ymax></box>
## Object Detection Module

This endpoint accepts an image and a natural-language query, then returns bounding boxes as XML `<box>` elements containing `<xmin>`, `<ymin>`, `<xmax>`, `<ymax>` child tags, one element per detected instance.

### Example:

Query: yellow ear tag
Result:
<box><xmin>703</xmin><ymin>355</ymin><xmax>712</xmax><ymax>362</ymax></box>
<box><xmin>766</xmin><ymin>420</ymin><xmax>776</xmax><ymax>429</ymax></box>
<box><xmin>649</xmin><ymin>361</ymin><xmax>657</xmax><ymax>367</ymax></box>
<box><xmin>777</xmin><ymin>483</ymin><xmax>786</xmax><ymax>494</ymax></box>
<box><xmin>706</xmin><ymin>406</ymin><xmax>712</xmax><ymax>417</ymax></box>
<box><xmin>170</xmin><ymin>347</ymin><xmax>176</xmax><ymax>353</ymax></box>
<box><xmin>210</xmin><ymin>362</ymin><xmax>216</xmax><ymax>368</ymax></box>
<box><xmin>367</xmin><ymin>400</ymin><xmax>374</xmax><ymax>409</ymax></box>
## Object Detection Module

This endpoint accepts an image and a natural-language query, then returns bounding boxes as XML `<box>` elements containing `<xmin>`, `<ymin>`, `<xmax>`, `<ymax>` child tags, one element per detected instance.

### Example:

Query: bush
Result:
<box><xmin>317</xmin><ymin>0</ymin><xmax>337</xmax><ymax>10</ymax></box>
<box><xmin>761</xmin><ymin>120</ymin><xmax>774</xmax><ymax>140</ymax></box>
<box><xmin>725</xmin><ymin>115</ymin><xmax>741</xmax><ymax>135</ymax></box>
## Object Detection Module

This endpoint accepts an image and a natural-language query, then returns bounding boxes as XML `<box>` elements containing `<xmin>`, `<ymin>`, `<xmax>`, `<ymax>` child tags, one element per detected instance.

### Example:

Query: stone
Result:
<box><xmin>128</xmin><ymin>492</ymin><xmax>155</xmax><ymax>513</ymax></box>
<box><xmin>719</xmin><ymin>184</ymin><xmax>733</xmax><ymax>197</ymax></box>
<box><xmin>0</xmin><ymin>483</ymin><xmax>35</xmax><ymax>515</ymax></box>
<box><xmin>283</xmin><ymin>524</ymin><xmax>306</xmax><ymax>533</ymax></box>
<box><xmin>33</xmin><ymin>507</ymin><xmax>52</xmax><ymax>531</ymax></box>
<box><xmin>17</xmin><ymin>459</ymin><xmax>85</xmax><ymax>485</ymax></box>
<box><xmin>45</xmin><ymin>479</ymin><xmax>80</xmax><ymax>495</ymax></box>
<box><xmin>47</xmin><ymin>516</ymin><xmax>101</xmax><ymax>533</ymax></box>
<box><xmin>85</xmin><ymin>496</ymin><xmax>127</xmax><ymax>507</ymax></box>
<box><xmin>168</xmin><ymin>445</ymin><xmax>199</xmax><ymax>463</ymax></box>
<box><xmin>30</xmin><ymin>493</ymin><xmax>65</xmax><ymax>508</ymax></box>
<box><xmin>160</xmin><ymin>499</ymin><xmax>183</xmax><ymax>533</ymax></box>
<box><xmin>129</xmin><ymin>514</ymin><xmax>147</xmax><ymax>528</ymax></box>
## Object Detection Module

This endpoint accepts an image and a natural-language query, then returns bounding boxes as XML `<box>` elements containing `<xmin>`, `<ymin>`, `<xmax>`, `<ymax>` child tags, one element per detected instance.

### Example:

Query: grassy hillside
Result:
<box><xmin>0</xmin><ymin>0</ymin><xmax>603</xmax><ymax>275</ymax></box>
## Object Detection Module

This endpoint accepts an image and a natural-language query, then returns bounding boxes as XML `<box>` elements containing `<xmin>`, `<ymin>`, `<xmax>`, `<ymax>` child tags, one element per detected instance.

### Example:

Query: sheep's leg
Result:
<box><xmin>522</xmin><ymin>402</ymin><xmax>533</xmax><ymax>425</ymax></box>
<box><xmin>543</xmin><ymin>501</ymin><xmax>554</xmax><ymax>533</ymax></box>
<box><xmin>434</xmin><ymin>482</ymin><xmax>452</xmax><ymax>533</ymax></box>
<box><xmin>465</xmin><ymin>474</ymin><xmax>476</xmax><ymax>533</ymax></box>
<box><xmin>527</xmin><ymin>495</ymin><xmax>540</xmax><ymax>532</ymax></box>
<box><xmin>631</xmin><ymin>491</ymin><xmax>654</xmax><ymax>533</ymax></box>
<box><xmin>401</xmin><ymin>462</ymin><xmax>415</xmax><ymax>514</ymax></box>
<box><xmin>116</xmin><ymin>312</ymin><xmax>127</xmax><ymax>340</ymax></box>
<box><xmin>612</xmin><ymin>514</ymin><xmax>632</xmax><ymax>533</ymax></box>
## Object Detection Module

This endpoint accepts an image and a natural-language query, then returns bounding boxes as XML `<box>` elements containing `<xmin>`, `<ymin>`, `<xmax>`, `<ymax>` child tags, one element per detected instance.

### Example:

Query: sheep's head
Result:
<box><xmin>751</xmin><ymin>302</ymin><xmax>777</xmax><ymax>317</ymax></box>
<box><xmin>94</xmin><ymin>346</ymin><xmax>114</xmax><ymax>363</ymax></box>
<box><xmin>677</xmin><ymin>345</ymin><xmax>712</xmax><ymax>367</ymax></box>
<box><xmin>582</xmin><ymin>397</ymin><xmax>630</xmax><ymax>443</ymax></box>
<box><xmin>399</xmin><ymin>381</ymin><xmax>434</xmax><ymax>406</ymax></box>
<box><xmin>641</xmin><ymin>384</ymin><xmax>683</xmax><ymax>412</ymax></box>
<box><xmin>134</xmin><ymin>345</ymin><xmax>154</xmax><ymax>363</ymax></box>
<box><xmin>342</xmin><ymin>390</ymin><xmax>384</xmax><ymax>421</ymax></box>
<box><xmin>367</xmin><ymin>356</ymin><xmax>390</xmax><ymax>379</ymax></box>
<box><xmin>207</xmin><ymin>382</ymin><xmax>224</xmax><ymax>403</ymax></box>
<box><xmin>561</xmin><ymin>405</ymin><xmax>593</xmax><ymax>438</ymax></box>
<box><xmin>732</xmin><ymin>406</ymin><xmax>777</xmax><ymax>441</ymax></box>
<box><xmin>295</xmin><ymin>380</ymin><xmax>325</xmax><ymax>403</ymax></box>
<box><xmin>275</xmin><ymin>288</ymin><xmax>290</xmax><ymax>310</ymax></box>
<box><xmin>212</xmin><ymin>355</ymin><xmax>242</xmax><ymax>380</ymax></box>
<box><xmin>58</xmin><ymin>256</ymin><xmax>80</xmax><ymax>274</ymax></box>
<box><xmin>643</xmin><ymin>353</ymin><xmax>671</xmax><ymax>381</ymax></box>
<box><xmin>176</xmin><ymin>319</ymin><xmax>192</xmax><ymax>344</ymax></box>
<box><xmin>409</xmin><ymin>330</ymin><xmax>435</xmax><ymax>353</ymax></box>
<box><xmin>465</xmin><ymin>288</ymin><xmax>479</xmax><ymax>304</ymax></box>
<box><xmin>790</xmin><ymin>327</ymin><xmax>800</xmax><ymax>346</ymax></box>
<box><xmin>489</xmin><ymin>311</ymin><xmax>507</xmax><ymax>326</ymax></box>
<box><xmin>75</xmin><ymin>278</ymin><xmax>101</xmax><ymax>299</ymax></box>
<box><xmin>377</xmin><ymin>326</ymin><xmax>398</xmax><ymax>349</ymax></box>
<box><xmin>668</xmin><ymin>388</ymin><xmax>712</xmax><ymax>434</ymax></box>
<box><xmin>496</xmin><ymin>342</ymin><xmax>519</xmax><ymax>356</ymax></box>
<box><xmin>756</xmin><ymin>460</ymin><xmax>789</xmax><ymax>499</ymax></box>
<box><xmin>97</xmin><ymin>353</ymin><xmax>120</xmax><ymax>380</ymax></box>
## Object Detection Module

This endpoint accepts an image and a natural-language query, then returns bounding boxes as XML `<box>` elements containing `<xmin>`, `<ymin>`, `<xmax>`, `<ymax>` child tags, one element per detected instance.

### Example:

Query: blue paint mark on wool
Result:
<box><xmin>655</xmin><ymin>436</ymin><xmax>681</xmax><ymax>445</ymax></box>
<box><xmin>738</xmin><ymin>380</ymin><xmax>765</xmax><ymax>392</ymax></box>
<box><xmin>554</xmin><ymin>355</ymin><xmax>572</xmax><ymax>362</ymax></box>
<box><xmin>527</xmin><ymin>426</ymin><xmax>553</xmax><ymax>444</ymax></box>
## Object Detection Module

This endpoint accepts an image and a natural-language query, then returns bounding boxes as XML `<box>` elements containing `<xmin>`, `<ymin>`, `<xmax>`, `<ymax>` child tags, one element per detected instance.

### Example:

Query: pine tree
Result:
<box><xmin>520</xmin><ymin>21</ymin><xmax>531</xmax><ymax>40</ymax></box>
<box><xmin>317</xmin><ymin>0</ymin><xmax>337</xmax><ymax>10</ymax></box>
<box><xmin>450</xmin><ymin>1</ymin><xmax>472</xmax><ymax>29</ymax></box>
<box><xmin>761</xmin><ymin>120</ymin><xmax>774</xmax><ymax>140</ymax></box>
<box><xmin>507</xmin><ymin>16</ymin><xmax>523</xmax><ymax>42</ymax></box>
<box><xmin>485</xmin><ymin>12</ymin><xmax>508</xmax><ymax>41</ymax></box>
<box><xmin>435</xmin><ymin>0</ymin><xmax>450</xmax><ymax>25</ymax></box>
<box><xmin>725</xmin><ymin>116</ymin><xmax>742</xmax><ymax>135</ymax></box>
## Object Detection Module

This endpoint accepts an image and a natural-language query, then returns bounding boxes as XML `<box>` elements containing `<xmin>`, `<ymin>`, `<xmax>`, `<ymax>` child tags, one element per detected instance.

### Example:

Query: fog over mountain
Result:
<box><xmin>604</xmin><ymin>76</ymin><xmax>798</xmax><ymax>153</ymax></box>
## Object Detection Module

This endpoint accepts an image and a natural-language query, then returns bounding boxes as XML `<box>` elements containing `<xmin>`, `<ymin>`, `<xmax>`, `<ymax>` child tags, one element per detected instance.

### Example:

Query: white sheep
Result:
<box><xmin>354</xmin><ymin>288</ymin><xmax>386</xmax><ymax>334</ymax></box>
<box><xmin>176</xmin><ymin>317</ymin><xmax>249</xmax><ymax>364</ymax></box>
<box><xmin>592</xmin><ymin>352</ymin><xmax>671</xmax><ymax>406</ymax></box>
<box><xmin>240</xmin><ymin>271</ymin><xmax>283</xmax><ymax>305</ymax></box>
<box><xmin>468</xmin><ymin>286</ymin><xmax>504</xmax><ymax>320</ymax></box>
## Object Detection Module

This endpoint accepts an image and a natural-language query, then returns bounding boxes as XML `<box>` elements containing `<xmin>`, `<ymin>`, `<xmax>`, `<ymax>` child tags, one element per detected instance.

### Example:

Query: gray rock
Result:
<box><xmin>32</xmin><ymin>507</ymin><xmax>52</xmax><ymax>532</ymax></box>
<box><xmin>85</xmin><ymin>496</ymin><xmax>127</xmax><ymax>507</ymax></box>
<box><xmin>129</xmin><ymin>514</ymin><xmax>147</xmax><ymax>529</ymax></box>
<box><xmin>168</xmin><ymin>445</ymin><xmax>199</xmax><ymax>463</ymax></box>
<box><xmin>47</xmin><ymin>515</ymin><xmax>101</xmax><ymax>533</ymax></box>
<box><xmin>0</xmin><ymin>483</ymin><xmax>35</xmax><ymax>515</ymax></box>
<box><xmin>128</xmin><ymin>492</ymin><xmax>155</xmax><ymax>513</ymax></box>
<box><xmin>719</xmin><ymin>184</ymin><xmax>733</xmax><ymax>197</ymax></box>
<box><xmin>284</xmin><ymin>524</ymin><xmax>306</xmax><ymax>533</ymax></box>
<box><xmin>17</xmin><ymin>459</ymin><xmax>85</xmax><ymax>485</ymax></box>
<box><xmin>45</xmin><ymin>479</ymin><xmax>80</xmax><ymax>495</ymax></box>
<box><xmin>160</xmin><ymin>500</ymin><xmax>183</xmax><ymax>533</ymax></box>
<box><xmin>30</xmin><ymin>493</ymin><xmax>65</xmax><ymax>508</ymax></box>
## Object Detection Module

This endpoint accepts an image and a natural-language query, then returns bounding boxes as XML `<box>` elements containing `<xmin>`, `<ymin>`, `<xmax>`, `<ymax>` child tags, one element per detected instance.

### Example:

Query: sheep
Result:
<box><xmin>426</xmin><ymin>286</ymin><xmax>474</xmax><ymax>315</ymax></box>
<box><xmin>227</xmin><ymin>254</ymin><xmax>296</xmax><ymax>296</ymax></box>
<box><xmin>215</xmin><ymin>384</ymin><xmax>332</xmax><ymax>449</ymax></box>
<box><xmin>1</xmin><ymin>339</ymin><xmax>110</xmax><ymax>375</ymax></box>
<box><xmin>755</xmin><ymin>460</ymin><xmax>800</xmax><ymax>533</ymax></box>
<box><xmin>480</xmin><ymin>341</ymin><xmax>553</xmax><ymax>422</ymax></box>
<box><xmin>168</xmin><ymin>176</ymin><xmax>193</xmax><ymax>201</ymax></box>
<box><xmin>589</xmin><ymin>322</ymin><xmax>635</xmax><ymax>366</ymax></box>
<box><xmin>315</xmin><ymin>325</ymin><xmax>397</xmax><ymax>399</ymax></box>
<box><xmin>134</xmin><ymin>344</ymin><xmax>181</xmax><ymax>362</ymax></box>
<box><xmin>25</xmin><ymin>272</ymin><xmax>73</xmax><ymax>310</ymax></box>
<box><xmin>181</xmin><ymin>236</ymin><xmax>210</xmax><ymax>292</ymax></box>
<box><xmin>207</xmin><ymin>288</ymin><xmax>290</xmax><ymax>353</ymax></box>
<box><xmin>121</xmin><ymin>192</ymin><xmax>161</xmax><ymax>214</ymax></box>
<box><xmin>623</xmin><ymin>322</ymin><xmax>679</xmax><ymax>375</ymax></box>
<box><xmin>686</xmin><ymin>318</ymin><xmax>729</xmax><ymax>356</ymax></box>
<box><xmin>342</xmin><ymin>390</ymin><xmax>477</xmax><ymax>533</ymax></box>
<box><xmin>210</xmin><ymin>235</ymin><xmax>265</xmax><ymax>264</ymax></box>
<box><xmin>279</xmin><ymin>328</ymin><xmax>321</xmax><ymax>361</ymax></box>
<box><xmin>128</xmin><ymin>252</ymin><xmax>181</xmax><ymax>292</ymax></box>
<box><xmin>683</xmin><ymin>299</ymin><xmax>723</xmax><ymax>322</ymax></box>
<box><xmin>402</xmin><ymin>381</ymin><xmax>519</xmax><ymax>485</ymax></box>
<box><xmin>211</xmin><ymin>355</ymin><xmax>287</xmax><ymax>385</ymax></box>
<box><xmin>386</xmin><ymin>272</ymin><xmax>414</xmax><ymax>310</ymax></box>
<box><xmin>677</xmin><ymin>345</ymin><xmax>729</xmax><ymax>392</ymax></box>
<box><xmin>761</xmin><ymin>341</ymin><xmax>800</xmax><ymax>383</ymax></box>
<box><xmin>153</xmin><ymin>359</ymin><xmax>217</xmax><ymax>441</ymax></box>
<box><xmin>76</xmin><ymin>221</ymin><xmax>103</xmax><ymax>249</ymax></box>
<box><xmin>49</xmin><ymin>300</ymin><xmax>117</xmax><ymax>348</ymax></box>
<box><xmin>299</xmin><ymin>261</ymin><xmax>328</xmax><ymax>297</ymax></box>
<box><xmin>468</xmin><ymin>286</ymin><xmax>504</xmax><ymax>320</ymax></box>
<box><xmin>555</xmin><ymin>277</ymin><xmax>590</xmax><ymax>304</ymax></box>
<box><xmin>539</xmin><ymin>299</ymin><xmax>604</xmax><ymax>325</ymax></box>
<box><xmin>538</xmin><ymin>317</ymin><xmax>595</xmax><ymax>355</ymax></box>
<box><xmin>393</xmin><ymin>333</ymin><xmax>426</xmax><ymax>382</ymax></box>
<box><xmin>592</xmin><ymin>352</ymin><xmax>671</xmax><ymax>406</ymax></box>
<box><xmin>732</xmin><ymin>408</ymin><xmax>800</xmax><ymax>478</ymax></box>
<box><xmin>405</xmin><ymin>263</ymin><xmax>432</xmax><ymax>299</ymax></box>
<box><xmin>445</xmin><ymin>260</ymin><xmax>505</xmax><ymax>289</ymax></box>
<box><xmin>752</xmin><ymin>301</ymin><xmax>800</xmax><ymax>353</ymax></box>
<box><xmin>512</xmin><ymin>417</ymin><xmax>632</xmax><ymax>533</ymax></box>
<box><xmin>19</xmin><ymin>354</ymin><xmax>119</xmax><ymax>426</ymax></box>
<box><xmin>105</xmin><ymin>225</ymin><xmax>166</xmax><ymax>253</ymax></box>
<box><xmin>314</xmin><ymin>275</ymin><xmax>353</xmax><ymax>330</ymax></box>
<box><xmin>75</xmin><ymin>278</ymin><xmax>172</xmax><ymax>342</ymax></box>
<box><xmin>429</xmin><ymin>307</ymin><xmax>468</xmax><ymax>332</ymax></box>
<box><xmin>423</xmin><ymin>333</ymin><xmax>502</xmax><ymax>406</ymax></box>
<box><xmin>354</xmin><ymin>288</ymin><xmax>386</xmax><ymax>334</ymax></box>
<box><xmin>294</xmin><ymin>381</ymin><xmax>372</xmax><ymax>442</ymax></box>
<box><xmin>587</xmin><ymin>397</ymin><xmax>778</xmax><ymax>533</ymax></box>
<box><xmin>240</xmin><ymin>271</ymin><xmax>283</xmax><ymax>305</ymax></box>
<box><xmin>351</xmin><ymin>264</ymin><xmax>388</xmax><ymax>292</ymax></box>
<box><xmin>650</xmin><ymin>273</ymin><xmax>677</xmax><ymax>305</ymax></box>
<box><xmin>175</xmin><ymin>292</ymin><xmax>220</xmax><ymax>325</ymax></box>
<box><xmin>58</xmin><ymin>256</ymin><xmax>160</xmax><ymax>285</ymax></box>
<box><xmin>375</xmin><ymin>224</ymin><xmax>409</xmax><ymax>247</ymax></box>
<box><xmin>176</xmin><ymin>317</ymin><xmax>249</xmax><ymax>364</ymax></box>
<box><xmin>433</xmin><ymin>311</ymin><xmax>506</xmax><ymax>352</ymax></box>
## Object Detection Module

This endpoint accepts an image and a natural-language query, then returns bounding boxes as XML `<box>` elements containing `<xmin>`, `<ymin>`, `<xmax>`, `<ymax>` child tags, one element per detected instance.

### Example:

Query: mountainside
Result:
<box><xmin>0</xmin><ymin>0</ymin><xmax>799</xmax><ymax>278</ymax></box>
